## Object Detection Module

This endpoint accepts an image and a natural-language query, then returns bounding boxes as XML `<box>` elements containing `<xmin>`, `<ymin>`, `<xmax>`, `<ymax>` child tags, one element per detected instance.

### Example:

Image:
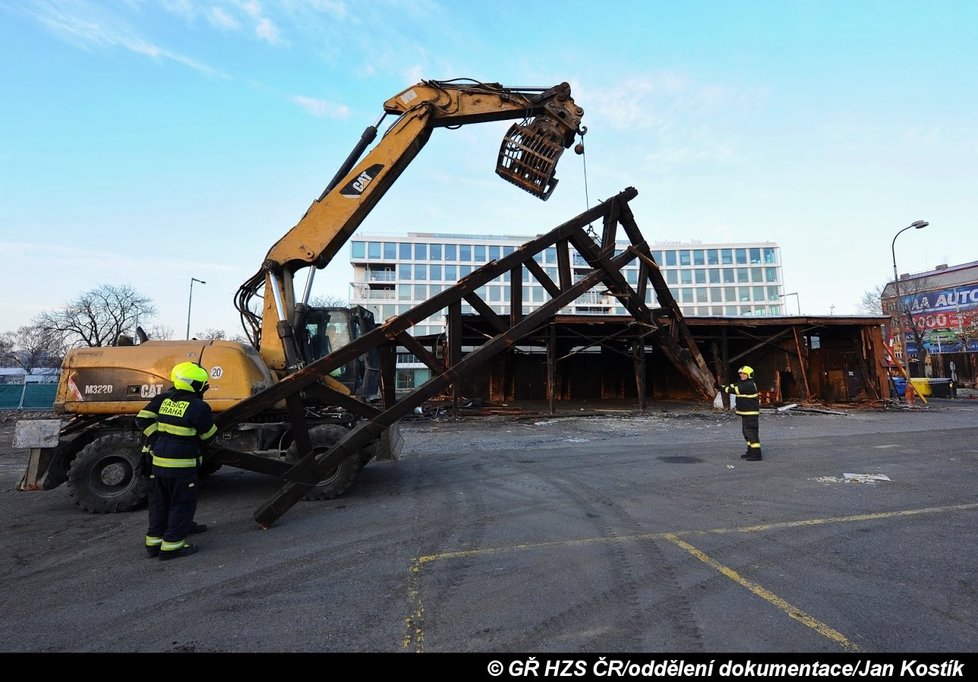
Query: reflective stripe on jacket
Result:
<box><xmin>724</xmin><ymin>379</ymin><xmax>759</xmax><ymax>415</ymax></box>
<box><xmin>135</xmin><ymin>388</ymin><xmax>217</xmax><ymax>472</ymax></box>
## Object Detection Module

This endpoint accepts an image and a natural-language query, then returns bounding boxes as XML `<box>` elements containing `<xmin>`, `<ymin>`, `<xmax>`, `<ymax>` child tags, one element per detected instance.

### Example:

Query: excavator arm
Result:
<box><xmin>236</xmin><ymin>79</ymin><xmax>585</xmax><ymax>372</ymax></box>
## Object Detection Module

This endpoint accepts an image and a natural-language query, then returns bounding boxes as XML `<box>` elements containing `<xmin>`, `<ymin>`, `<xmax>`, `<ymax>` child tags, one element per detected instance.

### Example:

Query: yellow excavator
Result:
<box><xmin>16</xmin><ymin>79</ymin><xmax>586</xmax><ymax>513</ymax></box>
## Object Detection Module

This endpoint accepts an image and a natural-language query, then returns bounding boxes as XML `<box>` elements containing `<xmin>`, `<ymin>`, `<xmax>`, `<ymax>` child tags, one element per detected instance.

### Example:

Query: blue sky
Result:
<box><xmin>2</xmin><ymin>0</ymin><xmax>976</xmax><ymax>338</ymax></box>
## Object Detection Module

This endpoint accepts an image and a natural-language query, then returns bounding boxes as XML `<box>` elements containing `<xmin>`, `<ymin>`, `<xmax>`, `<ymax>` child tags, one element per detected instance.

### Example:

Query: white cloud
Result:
<box><xmin>291</xmin><ymin>95</ymin><xmax>350</xmax><ymax>118</ymax></box>
<box><xmin>23</xmin><ymin>0</ymin><xmax>228</xmax><ymax>78</ymax></box>
<box><xmin>255</xmin><ymin>16</ymin><xmax>282</xmax><ymax>44</ymax></box>
<box><xmin>208</xmin><ymin>6</ymin><xmax>240</xmax><ymax>30</ymax></box>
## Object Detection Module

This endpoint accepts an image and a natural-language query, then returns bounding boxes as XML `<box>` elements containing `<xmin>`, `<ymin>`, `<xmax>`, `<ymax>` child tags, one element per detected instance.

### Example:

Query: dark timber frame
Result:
<box><xmin>213</xmin><ymin>187</ymin><xmax>716</xmax><ymax>528</ymax></box>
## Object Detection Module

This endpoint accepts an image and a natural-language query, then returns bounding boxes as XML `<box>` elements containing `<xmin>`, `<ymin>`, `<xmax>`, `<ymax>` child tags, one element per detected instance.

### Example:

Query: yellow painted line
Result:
<box><xmin>401</xmin><ymin>502</ymin><xmax>978</xmax><ymax>651</ymax></box>
<box><xmin>663</xmin><ymin>533</ymin><xmax>860</xmax><ymax>652</ymax></box>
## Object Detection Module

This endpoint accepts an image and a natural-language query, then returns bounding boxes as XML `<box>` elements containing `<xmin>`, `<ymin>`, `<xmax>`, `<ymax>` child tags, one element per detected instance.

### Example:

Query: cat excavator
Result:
<box><xmin>16</xmin><ymin>78</ymin><xmax>586</xmax><ymax>513</ymax></box>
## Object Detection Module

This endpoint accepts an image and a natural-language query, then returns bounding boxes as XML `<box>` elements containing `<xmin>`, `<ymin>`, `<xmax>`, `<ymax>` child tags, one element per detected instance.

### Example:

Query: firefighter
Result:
<box><xmin>137</xmin><ymin>361</ymin><xmax>218</xmax><ymax>560</ymax></box>
<box><xmin>723</xmin><ymin>365</ymin><xmax>762</xmax><ymax>461</ymax></box>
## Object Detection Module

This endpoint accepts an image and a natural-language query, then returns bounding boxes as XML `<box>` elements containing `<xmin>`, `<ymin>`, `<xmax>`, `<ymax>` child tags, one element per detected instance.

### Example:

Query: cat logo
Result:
<box><xmin>340</xmin><ymin>164</ymin><xmax>384</xmax><ymax>197</ymax></box>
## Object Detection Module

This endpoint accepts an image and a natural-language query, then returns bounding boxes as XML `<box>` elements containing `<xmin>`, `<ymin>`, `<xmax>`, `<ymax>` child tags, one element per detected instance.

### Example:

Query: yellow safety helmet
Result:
<box><xmin>738</xmin><ymin>365</ymin><xmax>754</xmax><ymax>378</ymax></box>
<box><xmin>171</xmin><ymin>362</ymin><xmax>209</xmax><ymax>394</ymax></box>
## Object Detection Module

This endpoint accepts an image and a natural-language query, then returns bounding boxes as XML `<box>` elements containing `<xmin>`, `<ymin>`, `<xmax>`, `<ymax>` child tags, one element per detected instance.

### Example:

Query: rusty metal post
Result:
<box><xmin>792</xmin><ymin>325</ymin><xmax>813</xmax><ymax>402</ymax></box>
<box><xmin>548</xmin><ymin>322</ymin><xmax>556</xmax><ymax>414</ymax></box>
<box><xmin>634</xmin><ymin>337</ymin><xmax>647</xmax><ymax>412</ymax></box>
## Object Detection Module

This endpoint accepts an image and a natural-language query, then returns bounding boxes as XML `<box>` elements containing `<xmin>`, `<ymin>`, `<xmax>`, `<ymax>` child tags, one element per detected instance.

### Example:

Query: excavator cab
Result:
<box><xmin>300</xmin><ymin>306</ymin><xmax>380</xmax><ymax>400</ymax></box>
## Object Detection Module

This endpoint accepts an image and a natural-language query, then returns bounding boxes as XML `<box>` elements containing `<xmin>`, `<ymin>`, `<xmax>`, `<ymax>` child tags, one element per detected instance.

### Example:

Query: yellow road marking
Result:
<box><xmin>663</xmin><ymin>533</ymin><xmax>860</xmax><ymax>651</ymax></box>
<box><xmin>402</xmin><ymin>502</ymin><xmax>978</xmax><ymax>651</ymax></box>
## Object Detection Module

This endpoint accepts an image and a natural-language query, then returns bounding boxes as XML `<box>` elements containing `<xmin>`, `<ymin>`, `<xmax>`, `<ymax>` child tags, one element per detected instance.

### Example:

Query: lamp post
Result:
<box><xmin>186</xmin><ymin>277</ymin><xmax>206</xmax><ymax>340</ymax></box>
<box><xmin>779</xmin><ymin>291</ymin><xmax>800</xmax><ymax>315</ymax></box>
<box><xmin>890</xmin><ymin>220</ymin><xmax>928</xmax><ymax>360</ymax></box>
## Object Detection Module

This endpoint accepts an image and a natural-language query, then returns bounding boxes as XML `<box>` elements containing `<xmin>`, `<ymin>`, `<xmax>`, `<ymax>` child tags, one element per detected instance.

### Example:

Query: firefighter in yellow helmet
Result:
<box><xmin>136</xmin><ymin>362</ymin><xmax>218</xmax><ymax>559</ymax></box>
<box><xmin>723</xmin><ymin>365</ymin><xmax>762</xmax><ymax>461</ymax></box>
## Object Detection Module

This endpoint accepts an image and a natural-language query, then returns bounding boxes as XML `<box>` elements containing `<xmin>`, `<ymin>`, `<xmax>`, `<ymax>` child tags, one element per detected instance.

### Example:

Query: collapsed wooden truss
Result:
<box><xmin>214</xmin><ymin>187</ymin><xmax>718</xmax><ymax>527</ymax></box>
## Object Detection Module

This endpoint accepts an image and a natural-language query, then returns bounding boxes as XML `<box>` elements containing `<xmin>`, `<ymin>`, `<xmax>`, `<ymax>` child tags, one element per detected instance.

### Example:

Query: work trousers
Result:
<box><xmin>147</xmin><ymin>472</ymin><xmax>198</xmax><ymax>545</ymax></box>
<box><xmin>740</xmin><ymin>414</ymin><xmax>761</xmax><ymax>451</ymax></box>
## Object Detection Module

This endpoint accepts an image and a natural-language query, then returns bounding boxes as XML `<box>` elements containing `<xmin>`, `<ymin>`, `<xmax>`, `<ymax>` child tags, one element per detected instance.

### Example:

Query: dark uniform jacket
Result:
<box><xmin>136</xmin><ymin>388</ymin><xmax>217</xmax><ymax>476</ymax></box>
<box><xmin>723</xmin><ymin>379</ymin><xmax>759</xmax><ymax>416</ymax></box>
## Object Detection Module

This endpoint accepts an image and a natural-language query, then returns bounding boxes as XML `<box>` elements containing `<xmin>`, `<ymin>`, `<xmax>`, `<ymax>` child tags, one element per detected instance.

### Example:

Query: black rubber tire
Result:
<box><xmin>286</xmin><ymin>424</ymin><xmax>360</xmax><ymax>501</ymax></box>
<box><xmin>66</xmin><ymin>433</ymin><xmax>149</xmax><ymax>513</ymax></box>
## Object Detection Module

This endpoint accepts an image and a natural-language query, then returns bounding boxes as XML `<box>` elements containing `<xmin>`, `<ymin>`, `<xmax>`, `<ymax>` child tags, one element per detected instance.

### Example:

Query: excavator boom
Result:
<box><xmin>236</xmin><ymin>79</ymin><xmax>585</xmax><ymax>372</ymax></box>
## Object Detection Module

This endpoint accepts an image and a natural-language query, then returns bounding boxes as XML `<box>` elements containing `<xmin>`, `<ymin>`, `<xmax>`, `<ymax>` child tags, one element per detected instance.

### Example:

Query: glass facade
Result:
<box><xmin>350</xmin><ymin>235</ymin><xmax>785</xmax><ymax>338</ymax></box>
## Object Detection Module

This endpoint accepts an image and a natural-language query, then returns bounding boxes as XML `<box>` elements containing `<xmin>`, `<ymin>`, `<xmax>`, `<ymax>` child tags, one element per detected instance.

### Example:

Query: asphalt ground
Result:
<box><xmin>0</xmin><ymin>398</ymin><xmax>976</xmax><ymax>655</ymax></box>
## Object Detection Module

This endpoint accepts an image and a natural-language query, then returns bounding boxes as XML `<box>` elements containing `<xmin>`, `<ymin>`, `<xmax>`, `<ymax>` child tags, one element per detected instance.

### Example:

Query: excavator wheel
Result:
<box><xmin>67</xmin><ymin>433</ymin><xmax>150</xmax><ymax>513</ymax></box>
<box><xmin>286</xmin><ymin>424</ymin><xmax>361</xmax><ymax>501</ymax></box>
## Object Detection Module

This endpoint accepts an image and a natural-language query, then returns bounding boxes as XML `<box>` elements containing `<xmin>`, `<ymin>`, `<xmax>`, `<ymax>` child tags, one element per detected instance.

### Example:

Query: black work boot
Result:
<box><xmin>145</xmin><ymin>546</ymin><xmax>161</xmax><ymax>558</ymax></box>
<box><xmin>745</xmin><ymin>450</ymin><xmax>763</xmax><ymax>461</ymax></box>
<box><xmin>188</xmin><ymin>522</ymin><xmax>208</xmax><ymax>534</ymax></box>
<box><xmin>159</xmin><ymin>544</ymin><xmax>199</xmax><ymax>561</ymax></box>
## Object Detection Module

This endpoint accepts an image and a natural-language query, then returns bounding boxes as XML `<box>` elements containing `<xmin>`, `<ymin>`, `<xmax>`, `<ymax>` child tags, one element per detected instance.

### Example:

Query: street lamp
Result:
<box><xmin>186</xmin><ymin>277</ymin><xmax>206</xmax><ymax>340</ymax></box>
<box><xmin>890</xmin><ymin>220</ymin><xmax>928</xmax><ymax>359</ymax></box>
<box><xmin>779</xmin><ymin>291</ymin><xmax>801</xmax><ymax>315</ymax></box>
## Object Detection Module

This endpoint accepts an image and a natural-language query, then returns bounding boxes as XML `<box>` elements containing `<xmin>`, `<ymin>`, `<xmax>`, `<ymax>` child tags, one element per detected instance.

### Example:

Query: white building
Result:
<box><xmin>350</xmin><ymin>233</ymin><xmax>784</xmax><ymax>333</ymax></box>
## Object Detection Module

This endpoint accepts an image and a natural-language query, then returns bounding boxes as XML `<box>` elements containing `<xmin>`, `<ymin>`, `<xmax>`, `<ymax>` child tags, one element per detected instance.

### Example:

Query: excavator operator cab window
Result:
<box><xmin>302</xmin><ymin>308</ymin><xmax>355</xmax><ymax>382</ymax></box>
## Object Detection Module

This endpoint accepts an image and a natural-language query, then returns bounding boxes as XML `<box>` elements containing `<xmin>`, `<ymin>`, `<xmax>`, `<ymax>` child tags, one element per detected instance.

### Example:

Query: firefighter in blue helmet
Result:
<box><xmin>136</xmin><ymin>362</ymin><xmax>218</xmax><ymax>559</ymax></box>
<box><xmin>723</xmin><ymin>365</ymin><xmax>762</xmax><ymax>461</ymax></box>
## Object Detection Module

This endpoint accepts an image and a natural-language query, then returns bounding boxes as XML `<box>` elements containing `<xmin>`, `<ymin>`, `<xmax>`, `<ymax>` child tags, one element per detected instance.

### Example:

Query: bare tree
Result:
<box><xmin>858</xmin><ymin>284</ymin><xmax>885</xmax><ymax>315</ymax></box>
<box><xmin>0</xmin><ymin>333</ymin><xmax>15</xmax><ymax>368</ymax></box>
<box><xmin>194</xmin><ymin>328</ymin><xmax>226</xmax><ymax>340</ymax></box>
<box><xmin>145</xmin><ymin>324</ymin><xmax>174</xmax><ymax>340</ymax></box>
<box><xmin>890</xmin><ymin>277</ymin><xmax>932</xmax><ymax>375</ymax></box>
<box><xmin>1</xmin><ymin>325</ymin><xmax>65</xmax><ymax>371</ymax></box>
<box><xmin>310</xmin><ymin>295</ymin><xmax>348</xmax><ymax>308</ymax></box>
<box><xmin>35</xmin><ymin>284</ymin><xmax>157</xmax><ymax>348</ymax></box>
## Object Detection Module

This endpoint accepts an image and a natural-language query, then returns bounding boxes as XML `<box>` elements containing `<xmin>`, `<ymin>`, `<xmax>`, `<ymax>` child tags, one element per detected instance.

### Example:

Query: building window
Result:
<box><xmin>709</xmin><ymin>268</ymin><xmax>720</xmax><ymax>284</ymax></box>
<box><xmin>693</xmin><ymin>250</ymin><xmax>705</xmax><ymax>266</ymax></box>
<box><xmin>765</xmin><ymin>267</ymin><xmax>778</xmax><ymax>282</ymax></box>
<box><xmin>736</xmin><ymin>249</ymin><xmax>747</xmax><ymax>265</ymax></box>
<box><xmin>679</xmin><ymin>250</ymin><xmax>691</xmax><ymax>266</ymax></box>
<box><xmin>737</xmin><ymin>268</ymin><xmax>750</xmax><ymax>283</ymax></box>
<box><xmin>430</xmin><ymin>243</ymin><xmax>442</xmax><ymax>260</ymax></box>
<box><xmin>351</xmin><ymin>241</ymin><xmax>365</xmax><ymax>258</ymax></box>
<box><xmin>445</xmin><ymin>244</ymin><xmax>457</xmax><ymax>261</ymax></box>
<box><xmin>399</xmin><ymin>242</ymin><xmax>412</xmax><ymax>259</ymax></box>
<box><xmin>475</xmin><ymin>245</ymin><xmax>486</xmax><ymax>262</ymax></box>
<box><xmin>430</xmin><ymin>264</ymin><xmax>442</xmax><ymax>281</ymax></box>
<box><xmin>749</xmin><ymin>248</ymin><xmax>761</xmax><ymax>264</ymax></box>
<box><xmin>721</xmin><ymin>249</ymin><xmax>733</xmax><ymax>265</ymax></box>
<box><xmin>383</xmin><ymin>242</ymin><xmax>397</xmax><ymax>259</ymax></box>
<box><xmin>680</xmin><ymin>270</ymin><xmax>693</xmax><ymax>285</ymax></box>
<box><xmin>723</xmin><ymin>269</ymin><xmax>735</xmax><ymax>284</ymax></box>
<box><xmin>414</xmin><ymin>265</ymin><xmax>427</xmax><ymax>280</ymax></box>
<box><xmin>665</xmin><ymin>251</ymin><xmax>677</xmax><ymax>266</ymax></box>
<box><xmin>460</xmin><ymin>244</ymin><xmax>472</xmax><ymax>261</ymax></box>
<box><xmin>694</xmin><ymin>269</ymin><xmax>706</xmax><ymax>284</ymax></box>
<box><xmin>489</xmin><ymin>245</ymin><xmax>501</xmax><ymax>260</ymax></box>
<box><xmin>764</xmin><ymin>248</ymin><xmax>777</xmax><ymax>264</ymax></box>
<box><xmin>445</xmin><ymin>264</ymin><xmax>457</xmax><ymax>281</ymax></box>
<box><xmin>666</xmin><ymin>270</ymin><xmax>678</xmax><ymax>285</ymax></box>
<box><xmin>414</xmin><ymin>243</ymin><xmax>427</xmax><ymax>261</ymax></box>
<box><xmin>368</xmin><ymin>242</ymin><xmax>381</xmax><ymax>259</ymax></box>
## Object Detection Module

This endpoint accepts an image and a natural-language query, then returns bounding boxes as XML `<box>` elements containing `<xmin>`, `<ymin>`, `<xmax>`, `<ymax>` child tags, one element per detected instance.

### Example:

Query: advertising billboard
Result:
<box><xmin>901</xmin><ymin>284</ymin><xmax>978</xmax><ymax>355</ymax></box>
